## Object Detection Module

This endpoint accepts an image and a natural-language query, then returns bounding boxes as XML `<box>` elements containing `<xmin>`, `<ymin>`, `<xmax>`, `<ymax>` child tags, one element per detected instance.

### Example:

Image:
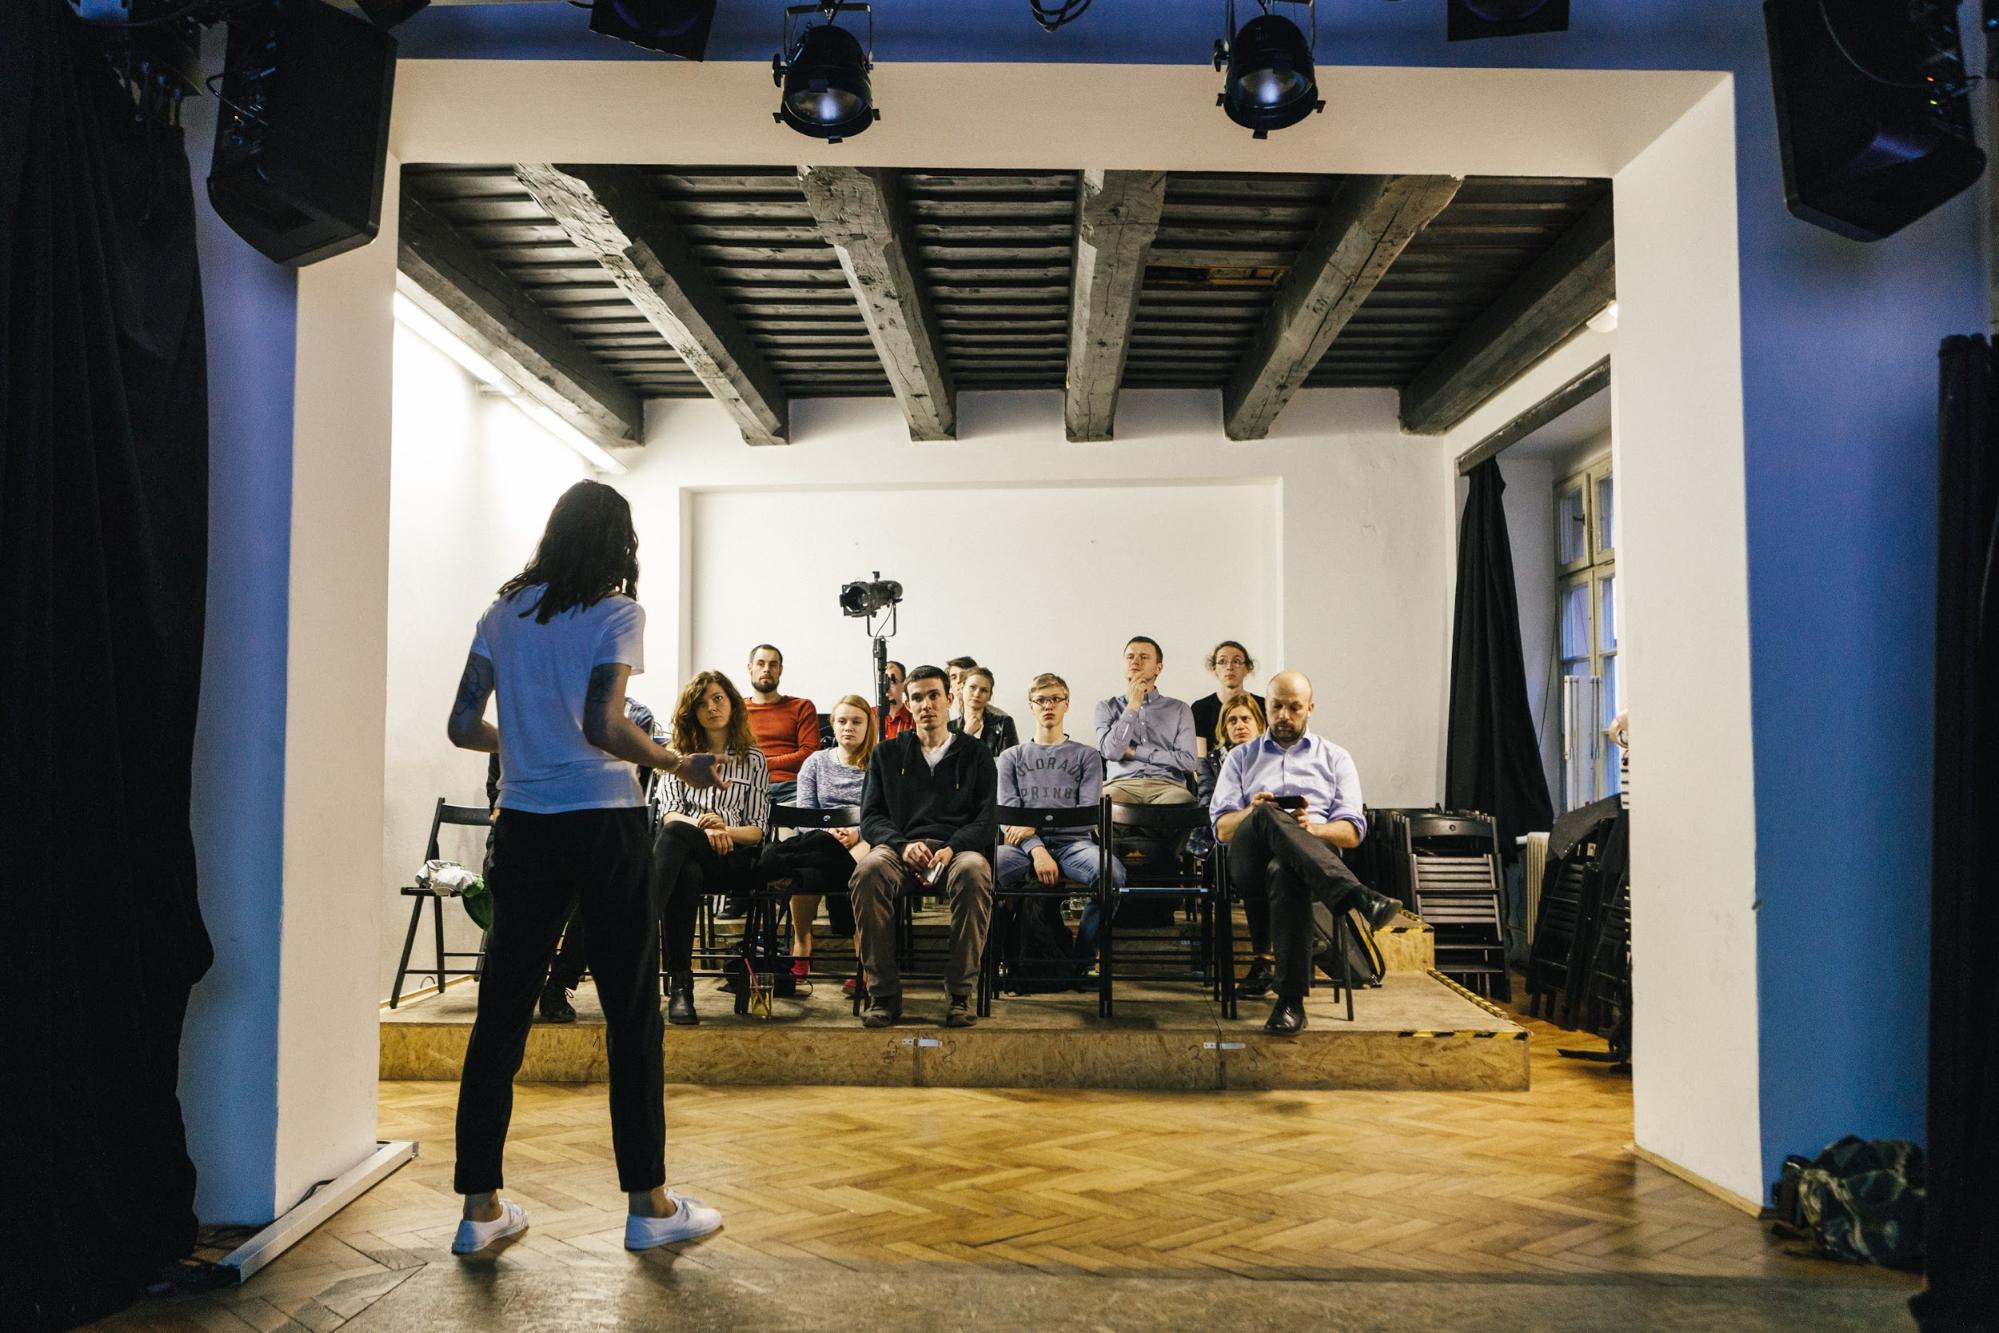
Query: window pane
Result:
<box><xmin>1601</xmin><ymin>653</ymin><xmax>1619</xmax><ymax>722</ymax></box>
<box><xmin>1560</xmin><ymin>582</ymin><xmax>1590</xmax><ymax>660</ymax></box>
<box><xmin>1599</xmin><ymin>574</ymin><xmax>1618</xmax><ymax>650</ymax></box>
<box><xmin>1595</xmin><ymin>473</ymin><xmax>1615</xmax><ymax>555</ymax></box>
<box><xmin>1557</xmin><ymin>483</ymin><xmax>1588</xmax><ymax>564</ymax></box>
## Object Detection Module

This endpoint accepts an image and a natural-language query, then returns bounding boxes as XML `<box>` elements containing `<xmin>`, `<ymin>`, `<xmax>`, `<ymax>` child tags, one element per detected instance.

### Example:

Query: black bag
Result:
<box><xmin>997</xmin><ymin>897</ymin><xmax>1078</xmax><ymax>994</ymax></box>
<box><xmin>1770</xmin><ymin>1136</ymin><xmax>1925</xmax><ymax>1267</ymax></box>
<box><xmin>1311</xmin><ymin>901</ymin><xmax>1385</xmax><ymax>988</ymax></box>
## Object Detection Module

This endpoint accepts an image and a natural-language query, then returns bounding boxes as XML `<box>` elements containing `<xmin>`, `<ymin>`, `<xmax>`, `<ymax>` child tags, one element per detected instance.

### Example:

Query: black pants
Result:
<box><xmin>455</xmin><ymin>807</ymin><xmax>661</xmax><ymax>1194</ymax></box>
<box><xmin>759</xmin><ymin>829</ymin><xmax>857</xmax><ymax>935</ymax></box>
<box><xmin>547</xmin><ymin>906</ymin><xmax>587</xmax><ymax>991</ymax></box>
<box><xmin>655</xmin><ymin>820</ymin><xmax>759</xmax><ymax>976</ymax></box>
<box><xmin>1226</xmin><ymin>805</ymin><xmax>1367</xmax><ymax>1000</ymax></box>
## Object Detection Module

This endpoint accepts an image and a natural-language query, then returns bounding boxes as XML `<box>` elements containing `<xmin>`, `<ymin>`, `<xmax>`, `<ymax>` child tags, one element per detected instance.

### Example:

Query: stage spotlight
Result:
<box><xmin>1447</xmin><ymin>0</ymin><xmax>1570</xmax><ymax>42</ymax></box>
<box><xmin>1213</xmin><ymin>1</ymin><xmax>1324</xmax><ymax>140</ymax></box>
<box><xmin>355</xmin><ymin>0</ymin><xmax>429</xmax><ymax>29</ymax></box>
<box><xmin>772</xmin><ymin>2</ymin><xmax>878</xmax><ymax>143</ymax></box>
<box><xmin>839</xmin><ymin>577</ymin><xmax>902</xmax><ymax>618</ymax></box>
<box><xmin>589</xmin><ymin>0</ymin><xmax>716</xmax><ymax>59</ymax></box>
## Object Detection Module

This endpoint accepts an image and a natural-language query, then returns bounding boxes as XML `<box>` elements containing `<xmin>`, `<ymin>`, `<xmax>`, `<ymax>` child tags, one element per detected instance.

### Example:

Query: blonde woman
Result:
<box><xmin>654</xmin><ymin>670</ymin><xmax>770</xmax><ymax>1026</ymax></box>
<box><xmin>786</xmin><ymin>695</ymin><xmax>877</xmax><ymax>976</ymax></box>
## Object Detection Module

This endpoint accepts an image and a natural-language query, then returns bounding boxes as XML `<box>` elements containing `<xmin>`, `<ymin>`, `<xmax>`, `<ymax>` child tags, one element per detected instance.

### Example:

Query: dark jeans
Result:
<box><xmin>1225</xmin><ymin>805</ymin><xmax>1367</xmax><ymax>999</ymax></box>
<box><xmin>655</xmin><ymin>819</ymin><xmax>759</xmax><ymax>975</ymax></box>
<box><xmin>455</xmin><ymin>807</ymin><xmax>661</xmax><ymax>1194</ymax></box>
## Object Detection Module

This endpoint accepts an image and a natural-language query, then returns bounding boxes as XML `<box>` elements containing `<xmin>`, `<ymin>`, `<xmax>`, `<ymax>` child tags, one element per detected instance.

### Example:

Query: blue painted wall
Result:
<box><xmin>371</xmin><ymin>1</ymin><xmax>1986</xmax><ymax>1193</ymax></box>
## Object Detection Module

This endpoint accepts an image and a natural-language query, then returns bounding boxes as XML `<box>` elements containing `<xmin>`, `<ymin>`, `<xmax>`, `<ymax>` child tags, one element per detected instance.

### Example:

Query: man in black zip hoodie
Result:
<box><xmin>850</xmin><ymin>664</ymin><xmax>999</xmax><ymax>1028</ymax></box>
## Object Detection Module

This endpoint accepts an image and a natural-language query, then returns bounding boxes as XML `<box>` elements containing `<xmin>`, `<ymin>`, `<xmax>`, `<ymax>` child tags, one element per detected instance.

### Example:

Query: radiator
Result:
<box><xmin>1522</xmin><ymin>831</ymin><xmax>1551</xmax><ymax>943</ymax></box>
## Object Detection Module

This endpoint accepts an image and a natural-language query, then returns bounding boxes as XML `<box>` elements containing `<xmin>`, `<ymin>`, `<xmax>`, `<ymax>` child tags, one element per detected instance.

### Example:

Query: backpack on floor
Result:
<box><xmin>1311</xmin><ymin>901</ymin><xmax>1385</xmax><ymax>988</ymax></box>
<box><xmin>1770</xmin><ymin>1136</ymin><xmax>1925</xmax><ymax>1267</ymax></box>
<box><xmin>997</xmin><ymin>897</ymin><xmax>1079</xmax><ymax>994</ymax></box>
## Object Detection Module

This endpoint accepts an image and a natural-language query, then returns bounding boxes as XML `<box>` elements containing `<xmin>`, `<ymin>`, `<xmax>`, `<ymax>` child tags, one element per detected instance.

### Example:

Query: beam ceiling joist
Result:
<box><xmin>397</xmin><ymin>195</ymin><xmax>643</xmax><ymax>450</ymax></box>
<box><xmin>515</xmin><ymin>164</ymin><xmax>789</xmax><ymax>446</ymax></box>
<box><xmin>1066</xmin><ymin>170</ymin><xmax>1168</xmax><ymax>442</ymax></box>
<box><xmin>1399</xmin><ymin>196</ymin><xmax>1615</xmax><ymax>436</ymax></box>
<box><xmin>1222</xmin><ymin>174</ymin><xmax>1463</xmax><ymax>441</ymax></box>
<box><xmin>797</xmin><ymin>166</ymin><xmax>956</xmax><ymax>442</ymax></box>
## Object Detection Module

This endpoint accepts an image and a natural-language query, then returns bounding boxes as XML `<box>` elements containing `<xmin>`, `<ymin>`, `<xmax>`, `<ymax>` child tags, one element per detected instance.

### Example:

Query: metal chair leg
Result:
<box><xmin>390</xmin><ymin>897</ymin><xmax>425</xmax><ymax>1008</ymax></box>
<box><xmin>1339</xmin><ymin>915</ymin><xmax>1356</xmax><ymax>1023</ymax></box>
<box><xmin>431</xmin><ymin>896</ymin><xmax>448</xmax><ymax>992</ymax></box>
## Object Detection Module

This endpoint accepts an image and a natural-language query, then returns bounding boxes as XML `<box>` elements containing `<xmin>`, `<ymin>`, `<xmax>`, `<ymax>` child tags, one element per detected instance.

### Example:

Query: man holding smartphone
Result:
<box><xmin>1211</xmin><ymin>671</ymin><xmax>1404</xmax><ymax>1035</ymax></box>
<box><xmin>850</xmin><ymin>665</ymin><xmax>999</xmax><ymax>1029</ymax></box>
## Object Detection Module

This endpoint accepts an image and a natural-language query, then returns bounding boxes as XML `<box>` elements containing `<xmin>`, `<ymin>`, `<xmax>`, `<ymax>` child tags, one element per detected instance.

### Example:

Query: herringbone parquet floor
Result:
<box><xmin>102</xmin><ymin>1006</ymin><xmax>1917</xmax><ymax>1331</ymax></box>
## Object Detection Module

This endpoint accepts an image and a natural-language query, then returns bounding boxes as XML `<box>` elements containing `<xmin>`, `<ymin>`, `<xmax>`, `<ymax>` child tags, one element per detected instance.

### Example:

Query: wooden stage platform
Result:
<box><xmin>381</xmin><ymin>909</ymin><xmax>1528</xmax><ymax>1093</ymax></box>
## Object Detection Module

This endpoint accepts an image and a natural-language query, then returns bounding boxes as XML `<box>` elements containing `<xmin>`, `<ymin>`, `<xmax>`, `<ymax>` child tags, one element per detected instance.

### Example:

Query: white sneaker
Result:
<box><xmin>624</xmin><ymin>1192</ymin><xmax>723</xmax><ymax>1250</ymax></box>
<box><xmin>451</xmin><ymin>1198</ymin><xmax>528</xmax><ymax>1254</ymax></box>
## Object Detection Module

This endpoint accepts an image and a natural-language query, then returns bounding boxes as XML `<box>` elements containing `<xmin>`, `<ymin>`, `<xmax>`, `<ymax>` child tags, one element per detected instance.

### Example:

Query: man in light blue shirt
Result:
<box><xmin>1093</xmin><ymin>635</ymin><xmax>1199</xmax><ymax>806</ymax></box>
<box><xmin>1212</xmin><ymin>671</ymin><xmax>1403</xmax><ymax>1036</ymax></box>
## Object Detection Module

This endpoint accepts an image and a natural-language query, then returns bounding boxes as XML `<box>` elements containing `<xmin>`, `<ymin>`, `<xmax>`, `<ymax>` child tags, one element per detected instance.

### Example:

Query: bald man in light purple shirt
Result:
<box><xmin>1212</xmin><ymin>671</ymin><xmax>1404</xmax><ymax>1036</ymax></box>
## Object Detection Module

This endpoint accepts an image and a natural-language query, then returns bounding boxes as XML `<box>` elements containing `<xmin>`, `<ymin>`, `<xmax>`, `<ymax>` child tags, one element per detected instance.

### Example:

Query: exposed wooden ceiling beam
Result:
<box><xmin>514</xmin><ymin>164</ymin><xmax>789</xmax><ymax>446</ymax></box>
<box><xmin>797</xmin><ymin>166</ymin><xmax>956</xmax><ymax>442</ymax></box>
<box><xmin>1400</xmin><ymin>196</ymin><xmax>1615</xmax><ymax>436</ymax></box>
<box><xmin>1221</xmin><ymin>174</ymin><xmax>1462</xmax><ymax>441</ymax></box>
<box><xmin>1454</xmin><ymin>356</ymin><xmax>1611</xmax><ymax>475</ymax></box>
<box><xmin>1065</xmin><ymin>170</ymin><xmax>1168</xmax><ymax>442</ymax></box>
<box><xmin>397</xmin><ymin>195</ymin><xmax>643</xmax><ymax>449</ymax></box>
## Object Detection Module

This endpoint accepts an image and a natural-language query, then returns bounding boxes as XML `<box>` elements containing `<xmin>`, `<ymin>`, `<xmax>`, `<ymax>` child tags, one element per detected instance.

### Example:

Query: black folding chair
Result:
<box><xmin>1211</xmin><ymin>849</ymin><xmax>1360</xmax><ymax>1022</ymax></box>
<box><xmin>389</xmin><ymin>797</ymin><xmax>492</xmax><ymax>1008</ymax></box>
<box><xmin>1102</xmin><ymin>801</ymin><xmax>1225</xmax><ymax>1018</ymax></box>
<box><xmin>978</xmin><ymin>802</ymin><xmax>1110</xmax><ymax>1017</ymax></box>
<box><xmin>1405</xmin><ymin>812</ymin><xmax>1510</xmax><ymax>1000</ymax></box>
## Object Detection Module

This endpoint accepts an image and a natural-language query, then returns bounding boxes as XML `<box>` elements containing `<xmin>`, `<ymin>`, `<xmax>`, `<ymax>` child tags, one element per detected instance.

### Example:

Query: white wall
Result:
<box><xmin>621</xmin><ymin>389</ymin><xmax>1456</xmax><ymax>807</ymax></box>
<box><xmin>379</xmin><ymin>327</ymin><xmax>590</xmax><ymax>1000</ymax></box>
<box><xmin>684</xmin><ymin>481</ymin><xmax>1279</xmax><ymax>719</ymax></box>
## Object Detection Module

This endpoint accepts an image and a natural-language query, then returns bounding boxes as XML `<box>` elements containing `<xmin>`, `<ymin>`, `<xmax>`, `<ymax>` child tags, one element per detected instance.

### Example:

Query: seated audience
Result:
<box><xmin>1192</xmin><ymin>693</ymin><xmax>1278</xmax><ymax>997</ymax></box>
<box><xmin>850</xmin><ymin>666</ymin><xmax>998</xmax><ymax>1029</ymax></box>
<box><xmin>949</xmin><ymin>665</ymin><xmax>1019</xmax><ymax>758</ymax></box>
<box><xmin>880</xmin><ymin>659</ymin><xmax>913</xmax><ymax>740</ymax></box>
<box><xmin>1211</xmin><ymin>671</ymin><xmax>1402</xmax><ymax>1036</ymax></box>
<box><xmin>1094</xmin><ymin>635</ymin><xmax>1198</xmax><ymax>806</ymax></box>
<box><xmin>1191</xmin><ymin>641</ymin><xmax>1264</xmax><ymax>755</ymax></box>
<box><xmin>744</xmin><ymin>643</ymin><xmax>818</xmax><ymax>806</ymax></box>
<box><xmin>996</xmin><ymin>673</ymin><xmax>1125</xmax><ymax>963</ymax></box>
<box><xmin>654</xmin><ymin>671</ymin><xmax>770</xmax><ymax>1027</ymax></box>
<box><xmin>945</xmin><ymin>656</ymin><xmax>978</xmax><ymax>719</ymax></box>
<box><xmin>782</xmin><ymin>694</ymin><xmax>876</xmax><ymax>977</ymax></box>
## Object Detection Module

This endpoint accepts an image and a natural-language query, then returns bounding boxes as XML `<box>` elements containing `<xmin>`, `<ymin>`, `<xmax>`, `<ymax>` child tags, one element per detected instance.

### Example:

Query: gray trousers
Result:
<box><xmin>850</xmin><ymin>841</ymin><xmax>994</xmax><ymax>1000</ymax></box>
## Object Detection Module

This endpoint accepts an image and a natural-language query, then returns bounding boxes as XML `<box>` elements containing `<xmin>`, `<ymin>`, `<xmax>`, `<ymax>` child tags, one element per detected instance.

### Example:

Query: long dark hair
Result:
<box><xmin>498</xmin><ymin>480</ymin><xmax>639</xmax><ymax>623</ymax></box>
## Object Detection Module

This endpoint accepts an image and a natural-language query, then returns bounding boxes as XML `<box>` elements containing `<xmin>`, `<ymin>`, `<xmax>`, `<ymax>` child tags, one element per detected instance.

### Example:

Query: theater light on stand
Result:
<box><xmin>772</xmin><ymin>2</ymin><xmax>878</xmax><ymax>143</ymax></box>
<box><xmin>1214</xmin><ymin>0</ymin><xmax>1324</xmax><ymax>139</ymax></box>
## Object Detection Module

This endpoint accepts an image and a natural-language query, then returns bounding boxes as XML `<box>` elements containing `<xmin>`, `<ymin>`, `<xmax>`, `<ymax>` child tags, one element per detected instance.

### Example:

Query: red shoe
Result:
<box><xmin>790</xmin><ymin>958</ymin><xmax>810</xmax><ymax>980</ymax></box>
<box><xmin>841</xmin><ymin>976</ymin><xmax>859</xmax><ymax>997</ymax></box>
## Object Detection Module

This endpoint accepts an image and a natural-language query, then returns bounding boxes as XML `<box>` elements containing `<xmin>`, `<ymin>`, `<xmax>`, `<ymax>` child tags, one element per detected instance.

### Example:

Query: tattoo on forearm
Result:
<box><xmin>452</xmin><ymin>654</ymin><xmax>495</xmax><ymax>723</ymax></box>
<box><xmin>585</xmin><ymin>663</ymin><xmax>618</xmax><ymax>723</ymax></box>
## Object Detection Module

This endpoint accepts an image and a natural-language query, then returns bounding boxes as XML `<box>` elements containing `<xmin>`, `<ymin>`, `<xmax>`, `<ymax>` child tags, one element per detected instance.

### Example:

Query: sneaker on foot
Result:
<box><xmin>625</xmin><ymin>1192</ymin><xmax>723</xmax><ymax>1250</ymax></box>
<box><xmin>944</xmin><ymin>995</ymin><xmax>977</xmax><ymax>1028</ymax></box>
<box><xmin>790</xmin><ymin>957</ymin><xmax>810</xmax><ymax>980</ymax></box>
<box><xmin>860</xmin><ymin>995</ymin><xmax>901</xmax><ymax>1028</ymax></box>
<box><xmin>451</xmin><ymin>1199</ymin><xmax>528</xmax><ymax>1255</ymax></box>
<box><xmin>538</xmin><ymin>984</ymin><xmax>577</xmax><ymax>1024</ymax></box>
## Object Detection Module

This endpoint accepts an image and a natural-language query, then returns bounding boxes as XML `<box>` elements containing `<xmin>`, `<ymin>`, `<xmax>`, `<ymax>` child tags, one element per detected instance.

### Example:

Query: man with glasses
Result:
<box><xmin>1212</xmin><ymin>671</ymin><xmax>1404</xmax><ymax>1036</ymax></box>
<box><xmin>999</xmin><ymin>674</ymin><xmax>1126</xmax><ymax>968</ymax></box>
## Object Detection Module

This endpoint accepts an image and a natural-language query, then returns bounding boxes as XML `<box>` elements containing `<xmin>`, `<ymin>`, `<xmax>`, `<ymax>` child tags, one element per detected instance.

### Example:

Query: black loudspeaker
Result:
<box><xmin>1765</xmin><ymin>0</ymin><xmax>1985</xmax><ymax>242</ymax></box>
<box><xmin>207</xmin><ymin>0</ymin><xmax>396</xmax><ymax>267</ymax></box>
<box><xmin>1447</xmin><ymin>0</ymin><xmax>1569</xmax><ymax>42</ymax></box>
<box><xmin>589</xmin><ymin>0</ymin><xmax>717</xmax><ymax>59</ymax></box>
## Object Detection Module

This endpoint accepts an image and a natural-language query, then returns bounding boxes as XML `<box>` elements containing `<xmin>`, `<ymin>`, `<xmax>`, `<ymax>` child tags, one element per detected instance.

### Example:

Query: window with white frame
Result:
<box><xmin>1555</xmin><ymin>457</ymin><xmax>1617</xmax><ymax>808</ymax></box>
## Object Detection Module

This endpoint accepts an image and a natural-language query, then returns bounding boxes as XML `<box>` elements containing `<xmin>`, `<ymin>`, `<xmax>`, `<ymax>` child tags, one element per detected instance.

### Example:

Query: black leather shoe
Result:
<box><xmin>667</xmin><ymin>975</ymin><xmax>698</xmax><ymax>1027</ymax></box>
<box><xmin>1357</xmin><ymin>888</ymin><xmax>1403</xmax><ymax>933</ymax></box>
<box><xmin>538</xmin><ymin>984</ymin><xmax>577</xmax><ymax>1024</ymax></box>
<box><xmin>861</xmin><ymin>995</ymin><xmax>902</xmax><ymax>1028</ymax></box>
<box><xmin>1239</xmin><ymin>956</ymin><xmax>1275</xmax><ymax>999</ymax></box>
<box><xmin>1263</xmin><ymin>998</ymin><xmax>1307</xmax><ymax>1036</ymax></box>
<box><xmin>945</xmin><ymin>995</ymin><xmax>977</xmax><ymax>1028</ymax></box>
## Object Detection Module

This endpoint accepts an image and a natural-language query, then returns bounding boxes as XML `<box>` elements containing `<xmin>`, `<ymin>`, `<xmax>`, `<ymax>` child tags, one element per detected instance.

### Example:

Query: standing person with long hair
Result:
<box><xmin>445</xmin><ymin>480</ymin><xmax>724</xmax><ymax>1255</ymax></box>
<box><xmin>655</xmin><ymin>670</ymin><xmax>770</xmax><ymax>1026</ymax></box>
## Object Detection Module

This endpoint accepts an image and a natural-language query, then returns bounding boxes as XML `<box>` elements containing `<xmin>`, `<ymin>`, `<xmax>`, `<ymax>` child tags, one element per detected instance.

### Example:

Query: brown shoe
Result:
<box><xmin>944</xmin><ymin>995</ymin><xmax>977</xmax><ymax>1028</ymax></box>
<box><xmin>861</xmin><ymin>995</ymin><xmax>902</xmax><ymax>1028</ymax></box>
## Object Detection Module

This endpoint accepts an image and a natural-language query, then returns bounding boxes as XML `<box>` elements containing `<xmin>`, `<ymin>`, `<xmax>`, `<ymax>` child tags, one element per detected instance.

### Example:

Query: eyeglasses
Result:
<box><xmin>1029</xmin><ymin>695</ymin><xmax>1069</xmax><ymax>707</ymax></box>
<box><xmin>1214</xmin><ymin>657</ymin><xmax>1248</xmax><ymax>669</ymax></box>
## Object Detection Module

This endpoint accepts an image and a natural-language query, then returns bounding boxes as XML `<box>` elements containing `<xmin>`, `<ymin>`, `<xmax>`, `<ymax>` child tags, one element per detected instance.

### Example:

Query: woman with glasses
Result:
<box><xmin>1191</xmin><ymin>641</ymin><xmax>1264</xmax><ymax>756</ymax></box>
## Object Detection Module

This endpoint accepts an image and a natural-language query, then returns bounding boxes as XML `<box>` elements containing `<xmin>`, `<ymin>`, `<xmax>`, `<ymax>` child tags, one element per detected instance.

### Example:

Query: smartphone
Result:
<box><xmin>1273</xmin><ymin>795</ymin><xmax>1308</xmax><ymax>813</ymax></box>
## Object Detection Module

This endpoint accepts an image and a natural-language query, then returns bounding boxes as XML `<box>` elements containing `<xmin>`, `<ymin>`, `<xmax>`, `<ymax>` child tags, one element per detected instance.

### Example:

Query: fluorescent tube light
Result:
<box><xmin>510</xmin><ymin>397</ymin><xmax>627</xmax><ymax>475</ymax></box>
<box><xmin>393</xmin><ymin>291</ymin><xmax>514</xmax><ymax>392</ymax></box>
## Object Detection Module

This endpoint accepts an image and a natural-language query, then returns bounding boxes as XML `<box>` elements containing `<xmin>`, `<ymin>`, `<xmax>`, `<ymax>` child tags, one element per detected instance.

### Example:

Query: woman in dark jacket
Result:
<box><xmin>948</xmin><ymin>665</ymin><xmax>1019</xmax><ymax>758</ymax></box>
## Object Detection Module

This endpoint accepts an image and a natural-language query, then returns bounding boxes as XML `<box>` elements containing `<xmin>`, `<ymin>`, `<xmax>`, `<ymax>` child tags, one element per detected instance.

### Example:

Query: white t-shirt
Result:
<box><xmin>470</xmin><ymin>586</ymin><xmax>647</xmax><ymax>814</ymax></box>
<box><xmin>921</xmin><ymin>732</ymin><xmax>954</xmax><ymax>770</ymax></box>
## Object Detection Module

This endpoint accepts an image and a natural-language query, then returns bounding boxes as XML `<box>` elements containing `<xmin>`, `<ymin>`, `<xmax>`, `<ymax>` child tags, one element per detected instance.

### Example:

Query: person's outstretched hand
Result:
<box><xmin>678</xmin><ymin>752</ymin><xmax>723</xmax><ymax>790</ymax></box>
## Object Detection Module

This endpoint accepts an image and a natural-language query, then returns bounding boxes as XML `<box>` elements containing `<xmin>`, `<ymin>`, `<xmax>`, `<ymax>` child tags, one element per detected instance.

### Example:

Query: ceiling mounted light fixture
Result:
<box><xmin>1214</xmin><ymin>0</ymin><xmax>1324</xmax><ymax>139</ymax></box>
<box><xmin>773</xmin><ymin>2</ymin><xmax>878</xmax><ymax>143</ymax></box>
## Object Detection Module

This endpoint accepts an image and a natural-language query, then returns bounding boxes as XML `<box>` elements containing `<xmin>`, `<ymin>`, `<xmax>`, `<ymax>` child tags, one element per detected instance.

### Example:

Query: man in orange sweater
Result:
<box><xmin>745</xmin><ymin>643</ymin><xmax>820</xmax><ymax>806</ymax></box>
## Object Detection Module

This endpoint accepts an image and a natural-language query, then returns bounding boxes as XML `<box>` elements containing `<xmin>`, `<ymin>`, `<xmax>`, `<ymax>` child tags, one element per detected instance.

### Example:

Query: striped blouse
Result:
<box><xmin>652</xmin><ymin>747</ymin><xmax>771</xmax><ymax>830</ymax></box>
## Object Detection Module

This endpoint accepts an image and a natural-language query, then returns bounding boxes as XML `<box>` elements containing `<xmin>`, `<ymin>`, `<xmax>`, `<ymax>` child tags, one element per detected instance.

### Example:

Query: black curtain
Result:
<box><xmin>1912</xmin><ymin>337</ymin><xmax>1999</xmax><ymax>1332</ymax></box>
<box><xmin>1445</xmin><ymin>458</ymin><xmax>1554</xmax><ymax>847</ymax></box>
<box><xmin>1</xmin><ymin>4</ymin><xmax>214</xmax><ymax>1328</ymax></box>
